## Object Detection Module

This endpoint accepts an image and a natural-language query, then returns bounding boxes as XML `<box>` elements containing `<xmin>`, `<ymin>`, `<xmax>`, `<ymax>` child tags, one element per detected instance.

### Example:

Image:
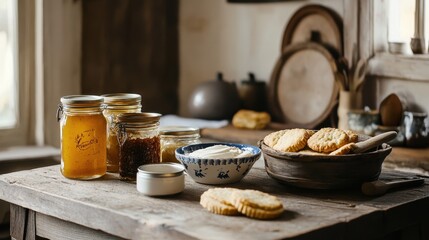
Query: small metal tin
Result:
<box><xmin>136</xmin><ymin>163</ymin><xmax>185</xmax><ymax>196</ymax></box>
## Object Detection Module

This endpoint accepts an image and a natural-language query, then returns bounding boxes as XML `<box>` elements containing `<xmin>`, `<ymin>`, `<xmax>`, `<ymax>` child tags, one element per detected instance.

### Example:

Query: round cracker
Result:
<box><xmin>272</xmin><ymin>128</ymin><xmax>311</xmax><ymax>152</ymax></box>
<box><xmin>263</xmin><ymin>130</ymin><xmax>288</xmax><ymax>148</ymax></box>
<box><xmin>235</xmin><ymin>204</ymin><xmax>284</xmax><ymax>220</ymax></box>
<box><xmin>307</xmin><ymin>128</ymin><xmax>350</xmax><ymax>153</ymax></box>
<box><xmin>231</xmin><ymin>189</ymin><xmax>283</xmax><ymax>211</ymax></box>
<box><xmin>329</xmin><ymin>142</ymin><xmax>356</xmax><ymax>156</ymax></box>
<box><xmin>344</xmin><ymin>130</ymin><xmax>358</xmax><ymax>143</ymax></box>
<box><xmin>200</xmin><ymin>190</ymin><xmax>238</xmax><ymax>216</ymax></box>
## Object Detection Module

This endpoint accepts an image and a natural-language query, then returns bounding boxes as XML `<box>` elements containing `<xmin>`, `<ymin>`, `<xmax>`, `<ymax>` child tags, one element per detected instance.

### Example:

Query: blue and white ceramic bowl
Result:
<box><xmin>175</xmin><ymin>142</ymin><xmax>261</xmax><ymax>184</ymax></box>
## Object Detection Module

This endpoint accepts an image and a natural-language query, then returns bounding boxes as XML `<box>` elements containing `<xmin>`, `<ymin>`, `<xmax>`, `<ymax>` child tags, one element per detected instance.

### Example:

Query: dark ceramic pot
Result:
<box><xmin>238</xmin><ymin>73</ymin><xmax>267</xmax><ymax>112</ymax></box>
<box><xmin>188</xmin><ymin>73</ymin><xmax>241</xmax><ymax>120</ymax></box>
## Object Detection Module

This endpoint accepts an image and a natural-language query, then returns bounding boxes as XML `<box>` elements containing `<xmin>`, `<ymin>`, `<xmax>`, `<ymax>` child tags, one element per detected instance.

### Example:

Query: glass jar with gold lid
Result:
<box><xmin>102</xmin><ymin>93</ymin><xmax>142</xmax><ymax>173</ymax></box>
<box><xmin>160</xmin><ymin>126</ymin><xmax>201</xmax><ymax>163</ymax></box>
<box><xmin>57</xmin><ymin>95</ymin><xmax>107</xmax><ymax>180</ymax></box>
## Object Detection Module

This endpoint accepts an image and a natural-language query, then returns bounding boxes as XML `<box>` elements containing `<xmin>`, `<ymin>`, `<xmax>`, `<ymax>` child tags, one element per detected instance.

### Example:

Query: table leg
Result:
<box><xmin>10</xmin><ymin>204</ymin><xmax>35</xmax><ymax>240</ymax></box>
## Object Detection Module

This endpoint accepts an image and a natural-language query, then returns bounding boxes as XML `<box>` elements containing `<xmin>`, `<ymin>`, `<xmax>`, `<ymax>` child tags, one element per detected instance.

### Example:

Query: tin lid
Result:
<box><xmin>159</xmin><ymin>126</ymin><xmax>200</xmax><ymax>136</ymax></box>
<box><xmin>137</xmin><ymin>163</ymin><xmax>184</xmax><ymax>178</ymax></box>
<box><xmin>118</xmin><ymin>112</ymin><xmax>161</xmax><ymax>124</ymax></box>
<box><xmin>101</xmin><ymin>93</ymin><xmax>142</xmax><ymax>106</ymax></box>
<box><xmin>60</xmin><ymin>95</ymin><xmax>103</xmax><ymax>108</ymax></box>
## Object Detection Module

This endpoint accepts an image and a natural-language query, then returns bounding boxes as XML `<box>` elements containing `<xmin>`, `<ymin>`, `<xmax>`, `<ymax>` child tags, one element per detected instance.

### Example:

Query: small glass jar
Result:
<box><xmin>160</xmin><ymin>126</ymin><xmax>201</xmax><ymax>163</ymax></box>
<box><xmin>57</xmin><ymin>95</ymin><xmax>107</xmax><ymax>180</ymax></box>
<box><xmin>102</xmin><ymin>93</ymin><xmax>142</xmax><ymax>173</ymax></box>
<box><xmin>117</xmin><ymin>112</ymin><xmax>161</xmax><ymax>181</ymax></box>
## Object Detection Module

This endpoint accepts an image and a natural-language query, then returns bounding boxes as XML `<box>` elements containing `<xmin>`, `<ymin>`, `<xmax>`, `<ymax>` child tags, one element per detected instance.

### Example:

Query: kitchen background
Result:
<box><xmin>1</xmin><ymin>0</ymin><xmax>429</xmax><ymax>236</ymax></box>
<box><xmin>1</xmin><ymin>0</ymin><xmax>428</xmax><ymax>147</ymax></box>
<box><xmin>35</xmin><ymin>0</ymin><xmax>429</xmax><ymax>148</ymax></box>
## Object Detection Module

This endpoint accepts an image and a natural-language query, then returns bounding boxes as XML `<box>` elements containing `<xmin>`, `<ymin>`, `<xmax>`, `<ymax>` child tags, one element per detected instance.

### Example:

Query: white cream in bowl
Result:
<box><xmin>188</xmin><ymin>145</ymin><xmax>253</xmax><ymax>159</ymax></box>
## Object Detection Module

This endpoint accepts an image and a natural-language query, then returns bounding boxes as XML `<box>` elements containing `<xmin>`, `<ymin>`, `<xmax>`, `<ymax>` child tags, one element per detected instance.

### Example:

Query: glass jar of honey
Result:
<box><xmin>102</xmin><ymin>93</ymin><xmax>142</xmax><ymax>173</ymax></box>
<box><xmin>57</xmin><ymin>95</ymin><xmax>107</xmax><ymax>180</ymax></box>
<box><xmin>117</xmin><ymin>112</ymin><xmax>161</xmax><ymax>181</ymax></box>
<box><xmin>160</xmin><ymin>126</ymin><xmax>200</xmax><ymax>163</ymax></box>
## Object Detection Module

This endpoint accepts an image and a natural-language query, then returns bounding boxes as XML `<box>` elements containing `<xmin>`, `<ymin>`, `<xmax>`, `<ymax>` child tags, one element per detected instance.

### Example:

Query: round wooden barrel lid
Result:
<box><xmin>281</xmin><ymin>4</ymin><xmax>343</xmax><ymax>54</ymax></box>
<box><xmin>268</xmin><ymin>42</ymin><xmax>340</xmax><ymax>128</ymax></box>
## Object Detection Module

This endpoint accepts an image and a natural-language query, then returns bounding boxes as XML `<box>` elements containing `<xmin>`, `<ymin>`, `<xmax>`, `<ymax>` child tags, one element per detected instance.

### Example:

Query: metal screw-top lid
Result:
<box><xmin>101</xmin><ymin>93</ymin><xmax>142</xmax><ymax>107</ymax></box>
<box><xmin>159</xmin><ymin>126</ymin><xmax>200</xmax><ymax>136</ymax></box>
<box><xmin>60</xmin><ymin>95</ymin><xmax>104</xmax><ymax>108</ymax></box>
<box><xmin>118</xmin><ymin>112</ymin><xmax>161</xmax><ymax>124</ymax></box>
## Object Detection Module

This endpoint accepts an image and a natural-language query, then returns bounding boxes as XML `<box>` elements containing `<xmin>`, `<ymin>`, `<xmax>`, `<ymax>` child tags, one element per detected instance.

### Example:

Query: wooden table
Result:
<box><xmin>0</xmin><ymin>162</ymin><xmax>428</xmax><ymax>240</ymax></box>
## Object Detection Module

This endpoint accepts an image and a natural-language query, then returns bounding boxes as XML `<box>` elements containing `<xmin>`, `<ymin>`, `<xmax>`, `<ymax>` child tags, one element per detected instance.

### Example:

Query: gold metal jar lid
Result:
<box><xmin>118</xmin><ymin>112</ymin><xmax>161</xmax><ymax>124</ymax></box>
<box><xmin>60</xmin><ymin>95</ymin><xmax>104</xmax><ymax>108</ymax></box>
<box><xmin>101</xmin><ymin>93</ymin><xmax>142</xmax><ymax>107</ymax></box>
<box><xmin>159</xmin><ymin>126</ymin><xmax>200</xmax><ymax>136</ymax></box>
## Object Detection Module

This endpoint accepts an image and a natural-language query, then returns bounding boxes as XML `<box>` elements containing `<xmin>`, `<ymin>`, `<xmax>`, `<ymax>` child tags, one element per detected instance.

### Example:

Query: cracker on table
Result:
<box><xmin>235</xmin><ymin>204</ymin><xmax>284</xmax><ymax>220</ymax></box>
<box><xmin>230</xmin><ymin>189</ymin><xmax>284</xmax><ymax>220</ymax></box>
<box><xmin>329</xmin><ymin>142</ymin><xmax>356</xmax><ymax>156</ymax></box>
<box><xmin>307</xmin><ymin>128</ymin><xmax>350</xmax><ymax>153</ymax></box>
<box><xmin>272</xmin><ymin>128</ymin><xmax>311</xmax><ymax>152</ymax></box>
<box><xmin>203</xmin><ymin>188</ymin><xmax>237</xmax><ymax>205</ymax></box>
<box><xmin>200</xmin><ymin>189</ymin><xmax>239</xmax><ymax>216</ymax></box>
<box><xmin>230</xmin><ymin>189</ymin><xmax>283</xmax><ymax>211</ymax></box>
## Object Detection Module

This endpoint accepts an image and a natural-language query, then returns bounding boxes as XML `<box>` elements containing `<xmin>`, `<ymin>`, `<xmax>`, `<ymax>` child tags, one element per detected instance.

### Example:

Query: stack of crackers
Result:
<box><xmin>200</xmin><ymin>188</ymin><xmax>284</xmax><ymax>220</ymax></box>
<box><xmin>264</xmin><ymin>127</ymin><xmax>359</xmax><ymax>156</ymax></box>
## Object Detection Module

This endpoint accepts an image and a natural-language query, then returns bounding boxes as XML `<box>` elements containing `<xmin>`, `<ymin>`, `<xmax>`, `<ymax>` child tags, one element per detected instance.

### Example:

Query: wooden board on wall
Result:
<box><xmin>82</xmin><ymin>0</ymin><xmax>179</xmax><ymax>114</ymax></box>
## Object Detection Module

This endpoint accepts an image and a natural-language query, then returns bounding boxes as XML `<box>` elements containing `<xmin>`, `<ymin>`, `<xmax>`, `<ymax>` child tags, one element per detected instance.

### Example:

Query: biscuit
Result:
<box><xmin>200</xmin><ymin>189</ymin><xmax>238</xmax><ymax>216</ymax></box>
<box><xmin>272</xmin><ymin>128</ymin><xmax>311</xmax><ymax>152</ymax></box>
<box><xmin>263</xmin><ymin>130</ymin><xmax>288</xmax><ymax>148</ymax></box>
<box><xmin>231</xmin><ymin>189</ymin><xmax>283</xmax><ymax>211</ymax></box>
<box><xmin>329</xmin><ymin>143</ymin><xmax>356</xmax><ymax>156</ymax></box>
<box><xmin>235</xmin><ymin>204</ymin><xmax>284</xmax><ymax>220</ymax></box>
<box><xmin>230</xmin><ymin>189</ymin><xmax>284</xmax><ymax>220</ymax></box>
<box><xmin>232</xmin><ymin>110</ymin><xmax>271</xmax><ymax>130</ymax></box>
<box><xmin>298</xmin><ymin>149</ymin><xmax>327</xmax><ymax>156</ymax></box>
<box><xmin>344</xmin><ymin>130</ymin><xmax>358</xmax><ymax>143</ymax></box>
<box><xmin>307</xmin><ymin>128</ymin><xmax>350</xmax><ymax>153</ymax></box>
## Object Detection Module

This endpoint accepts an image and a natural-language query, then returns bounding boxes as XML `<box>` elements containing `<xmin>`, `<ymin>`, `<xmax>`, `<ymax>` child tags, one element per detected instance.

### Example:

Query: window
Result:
<box><xmin>0</xmin><ymin>0</ymin><xmax>18</xmax><ymax>129</ymax></box>
<box><xmin>387</xmin><ymin>0</ymin><xmax>428</xmax><ymax>53</ymax></box>
<box><xmin>367</xmin><ymin>0</ymin><xmax>429</xmax><ymax>82</ymax></box>
<box><xmin>0</xmin><ymin>0</ymin><xmax>34</xmax><ymax>147</ymax></box>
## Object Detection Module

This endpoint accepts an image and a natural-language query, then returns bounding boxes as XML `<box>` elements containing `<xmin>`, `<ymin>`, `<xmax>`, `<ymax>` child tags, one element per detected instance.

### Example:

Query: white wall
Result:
<box><xmin>179</xmin><ymin>0</ymin><xmax>344</xmax><ymax>116</ymax></box>
<box><xmin>377</xmin><ymin>78</ymin><xmax>429</xmax><ymax>113</ymax></box>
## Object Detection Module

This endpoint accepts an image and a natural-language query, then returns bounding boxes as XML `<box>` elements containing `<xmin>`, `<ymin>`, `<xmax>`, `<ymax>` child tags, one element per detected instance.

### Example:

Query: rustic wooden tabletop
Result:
<box><xmin>0</xmin><ymin>161</ymin><xmax>428</xmax><ymax>240</ymax></box>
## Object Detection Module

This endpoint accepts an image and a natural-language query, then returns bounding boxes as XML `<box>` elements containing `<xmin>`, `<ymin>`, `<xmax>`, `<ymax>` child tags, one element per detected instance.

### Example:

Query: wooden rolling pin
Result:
<box><xmin>353</xmin><ymin>131</ymin><xmax>397</xmax><ymax>153</ymax></box>
<box><xmin>333</xmin><ymin>131</ymin><xmax>397</xmax><ymax>155</ymax></box>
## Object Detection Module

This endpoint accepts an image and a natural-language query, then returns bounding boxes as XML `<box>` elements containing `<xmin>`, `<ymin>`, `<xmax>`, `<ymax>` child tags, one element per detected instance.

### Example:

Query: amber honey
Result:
<box><xmin>59</xmin><ymin>95</ymin><xmax>107</xmax><ymax>179</ymax></box>
<box><xmin>102</xmin><ymin>93</ymin><xmax>141</xmax><ymax>173</ymax></box>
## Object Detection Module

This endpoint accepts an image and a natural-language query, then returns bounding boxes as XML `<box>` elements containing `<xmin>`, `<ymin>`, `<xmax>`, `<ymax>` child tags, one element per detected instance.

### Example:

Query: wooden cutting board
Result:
<box><xmin>282</xmin><ymin>4</ymin><xmax>343</xmax><ymax>54</ymax></box>
<box><xmin>200</xmin><ymin>123</ymin><xmax>293</xmax><ymax>145</ymax></box>
<box><xmin>269</xmin><ymin>42</ymin><xmax>340</xmax><ymax>128</ymax></box>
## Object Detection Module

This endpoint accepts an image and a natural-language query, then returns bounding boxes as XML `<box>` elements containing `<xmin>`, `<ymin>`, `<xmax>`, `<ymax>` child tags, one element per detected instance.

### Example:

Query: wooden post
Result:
<box><xmin>10</xmin><ymin>204</ymin><xmax>35</xmax><ymax>240</ymax></box>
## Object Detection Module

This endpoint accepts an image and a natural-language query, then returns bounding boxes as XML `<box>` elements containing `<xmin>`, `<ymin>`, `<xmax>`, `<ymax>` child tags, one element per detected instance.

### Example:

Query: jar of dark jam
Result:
<box><xmin>117</xmin><ymin>112</ymin><xmax>161</xmax><ymax>181</ymax></box>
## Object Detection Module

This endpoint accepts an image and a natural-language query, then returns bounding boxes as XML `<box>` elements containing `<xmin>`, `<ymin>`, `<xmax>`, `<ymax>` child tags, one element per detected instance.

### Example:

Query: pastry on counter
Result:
<box><xmin>232</xmin><ymin>109</ymin><xmax>271</xmax><ymax>130</ymax></box>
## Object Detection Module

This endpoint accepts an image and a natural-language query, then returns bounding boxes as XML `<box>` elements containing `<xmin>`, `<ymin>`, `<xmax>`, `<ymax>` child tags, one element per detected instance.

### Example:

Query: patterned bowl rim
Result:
<box><xmin>175</xmin><ymin>142</ymin><xmax>261</xmax><ymax>163</ymax></box>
